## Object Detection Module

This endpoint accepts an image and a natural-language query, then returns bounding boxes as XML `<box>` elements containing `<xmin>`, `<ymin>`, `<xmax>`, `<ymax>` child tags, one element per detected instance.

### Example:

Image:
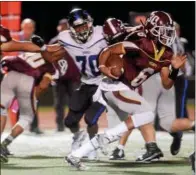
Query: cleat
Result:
<box><xmin>0</xmin><ymin>144</ymin><xmax>8</xmax><ymax>163</ymax></box>
<box><xmin>109</xmin><ymin>147</ymin><xmax>125</xmax><ymax>160</ymax></box>
<box><xmin>4</xmin><ymin>146</ymin><xmax>13</xmax><ymax>156</ymax></box>
<box><xmin>65</xmin><ymin>154</ymin><xmax>89</xmax><ymax>171</ymax></box>
<box><xmin>57</xmin><ymin>123</ymin><xmax>65</xmax><ymax>132</ymax></box>
<box><xmin>136</xmin><ymin>142</ymin><xmax>164</xmax><ymax>162</ymax></box>
<box><xmin>189</xmin><ymin>152</ymin><xmax>195</xmax><ymax>173</ymax></box>
<box><xmin>97</xmin><ymin>133</ymin><xmax>119</xmax><ymax>156</ymax></box>
<box><xmin>0</xmin><ymin>154</ymin><xmax>8</xmax><ymax>163</ymax></box>
<box><xmin>72</xmin><ymin>131</ymin><xmax>87</xmax><ymax>152</ymax></box>
<box><xmin>30</xmin><ymin>127</ymin><xmax>44</xmax><ymax>135</ymax></box>
<box><xmin>170</xmin><ymin>132</ymin><xmax>183</xmax><ymax>155</ymax></box>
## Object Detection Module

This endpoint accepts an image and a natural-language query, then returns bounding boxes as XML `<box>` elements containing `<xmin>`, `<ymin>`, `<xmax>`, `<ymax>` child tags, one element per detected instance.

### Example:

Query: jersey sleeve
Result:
<box><xmin>57</xmin><ymin>30</ymin><xmax>69</xmax><ymax>45</ymax></box>
<box><xmin>0</xmin><ymin>25</ymin><xmax>12</xmax><ymax>44</ymax></box>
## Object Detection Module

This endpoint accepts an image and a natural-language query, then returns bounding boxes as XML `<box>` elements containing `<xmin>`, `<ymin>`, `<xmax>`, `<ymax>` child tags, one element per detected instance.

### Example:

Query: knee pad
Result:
<box><xmin>64</xmin><ymin>110</ymin><xmax>83</xmax><ymax>128</ymax></box>
<box><xmin>131</xmin><ymin>111</ymin><xmax>155</xmax><ymax>128</ymax></box>
<box><xmin>16</xmin><ymin>115</ymin><xmax>33</xmax><ymax>129</ymax></box>
<box><xmin>159</xmin><ymin>116</ymin><xmax>174</xmax><ymax>132</ymax></box>
<box><xmin>84</xmin><ymin>102</ymin><xmax>106</xmax><ymax>127</ymax></box>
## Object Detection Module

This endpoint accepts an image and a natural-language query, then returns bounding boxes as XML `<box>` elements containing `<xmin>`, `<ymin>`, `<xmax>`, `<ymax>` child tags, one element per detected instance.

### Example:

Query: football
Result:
<box><xmin>106</xmin><ymin>54</ymin><xmax>124</xmax><ymax>77</ymax></box>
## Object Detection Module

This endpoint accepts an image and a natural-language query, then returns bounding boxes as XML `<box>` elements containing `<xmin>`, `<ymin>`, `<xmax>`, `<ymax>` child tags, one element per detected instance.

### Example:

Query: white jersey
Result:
<box><xmin>58</xmin><ymin>26</ymin><xmax>107</xmax><ymax>85</ymax></box>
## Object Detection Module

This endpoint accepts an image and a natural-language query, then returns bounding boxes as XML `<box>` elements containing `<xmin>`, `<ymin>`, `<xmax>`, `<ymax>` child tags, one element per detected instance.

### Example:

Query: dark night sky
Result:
<box><xmin>22</xmin><ymin>1</ymin><xmax>195</xmax><ymax>49</ymax></box>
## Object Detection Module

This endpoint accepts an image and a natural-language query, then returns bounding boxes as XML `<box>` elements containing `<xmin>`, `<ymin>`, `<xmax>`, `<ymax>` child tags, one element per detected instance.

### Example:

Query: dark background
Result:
<box><xmin>22</xmin><ymin>1</ymin><xmax>195</xmax><ymax>49</ymax></box>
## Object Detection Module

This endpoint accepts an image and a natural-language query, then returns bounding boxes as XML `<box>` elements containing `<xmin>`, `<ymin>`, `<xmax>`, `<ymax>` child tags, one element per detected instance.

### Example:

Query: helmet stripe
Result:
<box><xmin>107</xmin><ymin>18</ymin><xmax>117</xmax><ymax>34</ymax></box>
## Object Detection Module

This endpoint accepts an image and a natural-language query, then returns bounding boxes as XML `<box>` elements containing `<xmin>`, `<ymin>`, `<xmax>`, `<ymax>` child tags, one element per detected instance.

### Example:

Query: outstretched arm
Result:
<box><xmin>1</xmin><ymin>40</ymin><xmax>41</xmax><ymax>53</ymax></box>
<box><xmin>41</xmin><ymin>44</ymin><xmax>66</xmax><ymax>63</ymax></box>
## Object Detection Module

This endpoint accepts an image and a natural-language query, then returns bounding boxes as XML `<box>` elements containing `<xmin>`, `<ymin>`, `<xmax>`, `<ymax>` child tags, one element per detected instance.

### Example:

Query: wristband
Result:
<box><xmin>168</xmin><ymin>66</ymin><xmax>179</xmax><ymax>81</ymax></box>
<box><xmin>40</xmin><ymin>44</ymin><xmax>47</xmax><ymax>51</ymax></box>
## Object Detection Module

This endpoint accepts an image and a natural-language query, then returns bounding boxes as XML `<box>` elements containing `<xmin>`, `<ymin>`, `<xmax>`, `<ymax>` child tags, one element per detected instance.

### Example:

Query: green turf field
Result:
<box><xmin>1</xmin><ymin>130</ymin><xmax>194</xmax><ymax>175</ymax></box>
<box><xmin>1</xmin><ymin>156</ymin><xmax>193</xmax><ymax>175</ymax></box>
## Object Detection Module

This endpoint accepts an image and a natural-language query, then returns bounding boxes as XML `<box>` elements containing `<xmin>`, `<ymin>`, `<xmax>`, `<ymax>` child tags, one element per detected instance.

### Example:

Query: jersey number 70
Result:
<box><xmin>76</xmin><ymin>55</ymin><xmax>100</xmax><ymax>77</ymax></box>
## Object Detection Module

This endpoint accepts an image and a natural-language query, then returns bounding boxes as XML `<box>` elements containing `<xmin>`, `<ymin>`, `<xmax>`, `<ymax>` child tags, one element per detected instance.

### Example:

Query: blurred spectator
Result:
<box><xmin>128</xmin><ymin>11</ymin><xmax>149</xmax><ymax>26</ymax></box>
<box><xmin>49</xmin><ymin>18</ymin><xmax>69</xmax><ymax>44</ymax></box>
<box><xmin>172</xmin><ymin>21</ymin><xmax>193</xmax><ymax>119</ymax></box>
<box><xmin>49</xmin><ymin>19</ymin><xmax>79</xmax><ymax>132</ymax></box>
<box><xmin>19</xmin><ymin>18</ymin><xmax>36</xmax><ymax>41</ymax></box>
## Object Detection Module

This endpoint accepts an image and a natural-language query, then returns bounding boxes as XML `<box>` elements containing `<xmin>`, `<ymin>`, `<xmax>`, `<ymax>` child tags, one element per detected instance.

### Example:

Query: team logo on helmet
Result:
<box><xmin>144</xmin><ymin>11</ymin><xmax>176</xmax><ymax>47</ymax></box>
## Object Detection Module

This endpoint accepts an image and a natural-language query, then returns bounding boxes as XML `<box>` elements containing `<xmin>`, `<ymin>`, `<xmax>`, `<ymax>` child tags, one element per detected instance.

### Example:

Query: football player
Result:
<box><xmin>65</xmin><ymin>11</ymin><xmax>188</xmax><ymax>170</ymax></box>
<box><xmin>104</xmin><ymin>18</ymin><xmax>194</xmax><ymax>161</ymax></box>
<box><xmin>0</xmin><ymin>41</ymin><xmax>74</xmax><ymax>162</ymax></box>
<box><xmin>0</xmin><ymin>52</ymin><xmax>56</xmax><ymax>163</ymax></box>
<box><xmin>58</xmin><ymin>8</ymin><xmax>107</xmax><ymax>158</ymax></box>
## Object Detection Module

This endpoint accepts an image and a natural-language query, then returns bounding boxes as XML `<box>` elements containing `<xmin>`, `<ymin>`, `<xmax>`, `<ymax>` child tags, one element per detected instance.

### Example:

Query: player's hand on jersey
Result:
<box><xmin>31</xmin><ymin>35</ymin><xmax>45</xmax><ymax>47</ymax></box>
<box><xmin>51</xmin><ymin>69</ymin><xmax>60</xmax><ymax>80</ymax></box>
<box><xmin>99</xmin><ymin>66</ymin><xmax>119</xmax><ymax>79</ymax></box>
<box><xmin>171</xmin><ymin>55</ymin><xmax>187</xmax><ymax>69</ymax></box>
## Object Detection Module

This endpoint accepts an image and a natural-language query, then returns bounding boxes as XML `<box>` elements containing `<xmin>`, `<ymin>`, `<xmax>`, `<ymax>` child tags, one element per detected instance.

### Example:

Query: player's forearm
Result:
<box><xmin>41</xmin><ymin>47</ymin><xmax>66</xmax><ymax>63</ymax></box>
<box><xmin>1</xmin><ymin>40</ymin><xmax>41</xmax><ymax>52</ymax></box>
<box><xmin>46</xmin><ymin>43</ymin><xmax>61</xmax><ymax>52</ymax></box>
<box><xmin>160</xmin><ymin>67</ymin><xmax>174</xmax><ymax>89</ymax></box>
<box><xmin>162</xmin><ymin>78</ymin><xmax>174</xmax><ymax>89</ymax></box>
<box><xmin>35</xmin><ymin>73</ymin><xmax>52</xmax><ymax>98</ymax></box>
<box><xmin>99</xmin><ymin>48</ymin><xmax>111</xmax><ymax>68</ymax></box>
<box><xmin>99</xmin><ymin>43</ymin><xmax>125</xmax><ymax>67</ymax></box>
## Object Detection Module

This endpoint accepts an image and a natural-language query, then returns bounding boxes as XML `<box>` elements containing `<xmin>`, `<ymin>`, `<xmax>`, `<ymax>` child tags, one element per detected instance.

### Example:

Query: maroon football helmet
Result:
<box><xmin>103</xmin><ymin>18</ymin><xmax>126</xmax><ymax>43</ymax></box>
<box><xmin>144</xmin><ymin>11</ymin><xmax>176</xmax><ymax>47</ymax></box>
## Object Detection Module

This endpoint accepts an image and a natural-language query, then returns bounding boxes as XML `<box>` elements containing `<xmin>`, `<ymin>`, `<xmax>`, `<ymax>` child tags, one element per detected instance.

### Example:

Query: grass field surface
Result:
<box><xmin>1</xmin><ymin>130</ymin><xmax>194</xmax><ymax>175</ymax></box>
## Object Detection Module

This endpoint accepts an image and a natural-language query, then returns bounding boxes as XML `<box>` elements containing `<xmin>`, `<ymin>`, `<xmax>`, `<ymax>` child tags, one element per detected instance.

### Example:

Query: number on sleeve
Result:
<box><xmin>58</xmin><ymin>59</ymin><xmax>68</xmax><ymax>75</ymax></box>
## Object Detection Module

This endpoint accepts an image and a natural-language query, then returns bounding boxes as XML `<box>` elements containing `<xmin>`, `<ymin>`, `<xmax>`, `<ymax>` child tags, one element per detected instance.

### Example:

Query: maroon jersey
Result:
<box><xmin>2</xmin><ymin>53</ymin><xmax>80</xmax><ymax>83</ymax></box>
<box><xmin>2</xmin><ymin>54</ymin><xmax>55</xmax><ymax>82</ymax></box>
<box><xmin>53</xmin><ymin>55</ymin><xmax>80</xmax><ymax>82</ymax></box>
<box><xmin>121</xmin><ymin>31</ymin><xmax>173</xmax><ymax>88</ymax></box>
<box><xmin>0</xmin><ymin>25</ymin><xmax>12</xmax><ymax>44</ymax></box>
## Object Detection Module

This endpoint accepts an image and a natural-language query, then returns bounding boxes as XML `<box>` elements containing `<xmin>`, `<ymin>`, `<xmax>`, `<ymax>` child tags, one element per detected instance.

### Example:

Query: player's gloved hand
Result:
<box><xmin>31</xmin><ymin>35</ymin><xmax>46</xmax><ymax>50</ymax></box>
<box><xmin>0</xmin><ymin>60</ymin><xmax>9</xmax><ymax>74</ymax></box>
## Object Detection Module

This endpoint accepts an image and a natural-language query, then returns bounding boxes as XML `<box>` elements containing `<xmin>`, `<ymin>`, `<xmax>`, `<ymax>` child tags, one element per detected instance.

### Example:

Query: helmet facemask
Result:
<box><xmin>150</xmin><ymin>25</ymin><xmax>176</xmax><ymax>47</ymax></box>
<box><xmin>70</xmin><ymin>18</ymin><xmax>93</xmax><ymax>43</ymax></box>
